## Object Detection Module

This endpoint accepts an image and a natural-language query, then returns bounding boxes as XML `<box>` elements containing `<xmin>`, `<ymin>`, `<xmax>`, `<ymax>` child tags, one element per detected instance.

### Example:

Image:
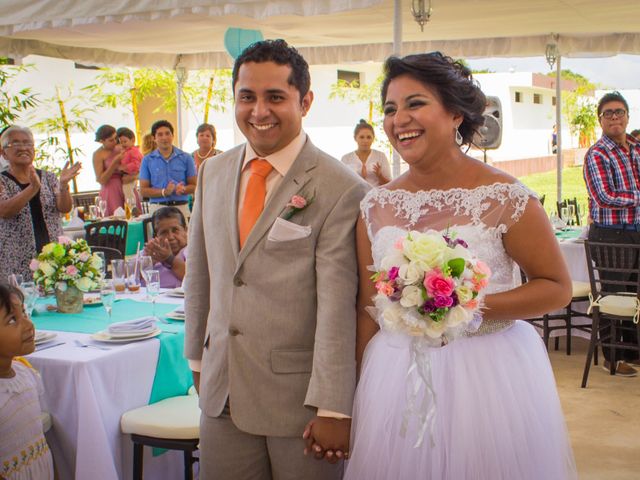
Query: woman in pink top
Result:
<box><xmin>92</xmin><ymin>125</ymin><xmax>124</xmax><ymax>216</ymax></box>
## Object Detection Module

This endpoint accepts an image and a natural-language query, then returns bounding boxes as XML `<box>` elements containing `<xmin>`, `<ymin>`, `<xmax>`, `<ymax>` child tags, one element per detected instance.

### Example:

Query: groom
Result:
<box><xmin>184</xmin><ymin>39</ymin><xmax>368</xmax><ymax>479</ymax></box>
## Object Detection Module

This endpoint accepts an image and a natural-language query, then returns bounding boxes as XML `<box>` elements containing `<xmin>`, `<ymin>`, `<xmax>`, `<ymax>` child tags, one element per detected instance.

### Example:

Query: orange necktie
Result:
<box><xmin>239</xmin><ymin>158</ymin><xmax>273</xmax><ymax>248</ymax></box>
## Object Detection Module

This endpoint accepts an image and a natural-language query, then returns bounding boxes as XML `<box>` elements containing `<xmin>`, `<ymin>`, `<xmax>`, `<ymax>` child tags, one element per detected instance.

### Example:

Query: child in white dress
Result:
<box><xmin>0</xmin><ymin>284</ymin><xmax>54</xmax><ymax>480</ymax></box>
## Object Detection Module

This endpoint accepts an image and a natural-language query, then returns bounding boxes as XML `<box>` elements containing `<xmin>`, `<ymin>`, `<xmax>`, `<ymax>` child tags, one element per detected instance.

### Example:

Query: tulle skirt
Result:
<box><xmin>345</xmin><ymin>321</ymin><xmax>577</xmax><ymax>480</ymax></box>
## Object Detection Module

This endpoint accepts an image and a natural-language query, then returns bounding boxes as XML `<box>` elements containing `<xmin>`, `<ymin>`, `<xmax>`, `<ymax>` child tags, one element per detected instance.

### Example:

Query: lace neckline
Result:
<box><xmin>375</xmin><ymin>181</ymin><xmax>522</xmax><ymax>195</ymax></box>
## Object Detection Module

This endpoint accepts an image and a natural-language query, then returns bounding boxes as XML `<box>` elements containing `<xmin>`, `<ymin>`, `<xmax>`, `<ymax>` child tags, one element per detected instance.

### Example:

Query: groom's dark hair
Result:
<box><xmin>232</xmin><ymin>39</ymin><xmax>311</xmax><ymax>101</ymax></box>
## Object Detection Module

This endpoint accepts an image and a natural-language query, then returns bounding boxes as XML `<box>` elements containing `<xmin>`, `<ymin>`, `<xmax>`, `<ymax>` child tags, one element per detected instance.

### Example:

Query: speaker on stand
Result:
<box><xmin>472</xmin><ymin>96</ymin><xmax>502</xmax><ymax>162</ymax></box>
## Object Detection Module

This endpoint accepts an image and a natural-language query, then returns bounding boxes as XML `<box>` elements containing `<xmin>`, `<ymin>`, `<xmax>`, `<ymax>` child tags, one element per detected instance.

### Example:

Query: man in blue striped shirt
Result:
<box><xmin>584</xmin><ymin>91</ymin><xmax>640</xmax><ymax>376</ymax></box>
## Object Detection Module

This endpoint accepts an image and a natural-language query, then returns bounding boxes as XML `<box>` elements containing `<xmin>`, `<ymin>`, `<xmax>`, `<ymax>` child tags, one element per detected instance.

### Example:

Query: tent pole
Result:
<box><xmin>556</xmin><ymin>53</ymin><xmax>562</xmax><ymax>203</ymax></box>
<box><xmin>392</xmin><ymin>0</ymin><xmax>403</xmax><ymax>178</ymax></box>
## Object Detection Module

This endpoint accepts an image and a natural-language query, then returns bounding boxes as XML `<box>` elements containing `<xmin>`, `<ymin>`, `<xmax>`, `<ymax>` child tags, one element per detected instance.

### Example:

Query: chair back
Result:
<box><xmin>89</xmin><ymin>246</ymin><xmax>123</xmax><ymax>278</ymax></box>
<box><xmin>72</xmin><ymin>190</ymin><xmax>100</xmax><ymax>208</ymax></box>
<box><xmin>584</xmin><ymin>241</ymin><xmax>640</xmax><ymax>297</ymax></box>
<box><xmin>142</xmin><ymin>217</ymin><xmax>155</xmax><ymax>244</ymax></box>
<box><xmin>85</xmin><ymin>220</ymin><xmax>128</xmax><ymax>258</ymax></box>
<box><xmin>140</xmin><ymin>201</ymin><xmax>150</xmax><ymax>214</ymax></box>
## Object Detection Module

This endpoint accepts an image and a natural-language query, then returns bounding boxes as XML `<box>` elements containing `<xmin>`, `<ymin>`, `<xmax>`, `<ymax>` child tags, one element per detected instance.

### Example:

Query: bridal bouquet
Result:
<box><xmin>371</xmin><ymin>230</ymin><xmax>491</xmax><ymax>345</ymax></box>
<box><xmin>30</xmin><ymin>236</ymin><xmax>103</xmax><ymax>293</ymax></box>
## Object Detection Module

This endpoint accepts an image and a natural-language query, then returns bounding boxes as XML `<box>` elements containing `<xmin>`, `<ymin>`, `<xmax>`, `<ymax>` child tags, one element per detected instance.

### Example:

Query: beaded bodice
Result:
<box><xmin>361</xmin><ymin>182</ymin><xmax>536</xmax><ymax>337</ymax></box>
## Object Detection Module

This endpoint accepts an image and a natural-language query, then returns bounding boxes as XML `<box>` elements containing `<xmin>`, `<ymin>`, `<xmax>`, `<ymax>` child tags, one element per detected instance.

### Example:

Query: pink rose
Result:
<box><xmin>394</xmin><ymin>237</ymin><xmax>405</xmax><ymax>250</ymax></box>
<box><xmin>58</xmin><ymin>235</ymin><xmax>73</xmax><ymax>245</ymax></box>
<box><xmin>473</xmin><ymin>260</ymin><xmax>491</xmax><ymax>278</ymax></box>
<box><xmin>465</xmin><ymin>299</ymin><xmax>479</xmax><ymax>310</ymax></box>
<box><xmin>65</xmin><ymin>265</ymin><xmax>79</xmax><ymax>276</ymax></box>
<box><xmin>288</xmin><ymin>195</ymin><xmax>307</xmax><ymax>209</ymax></box>
<box><xmin>78</xmin><ymin>252</ymin><xmax>90</xmax><ymax>262</ymax></box>
<box><xmin>472</xmin><ymin>277</ymin><xmax>489</xmax><ymax>290</ymax></box>
<box><xmin>29</xmin><ymin>259</ymin><xmax>39</xmax><ymax>271</ymax></box>
<box><xmin>388</xmin><ymin>266</ymin><xmax>399</xmax><ymax>281</ymax></box>
<box><xmin>424</xmin><ymin>271</ymin><xmax>455</xmax><ymax>297</ymax></box>
<box><xmin>375</xmin><ymin>281</ymin><xmax>394</xmax><ymax>296</ymax></box>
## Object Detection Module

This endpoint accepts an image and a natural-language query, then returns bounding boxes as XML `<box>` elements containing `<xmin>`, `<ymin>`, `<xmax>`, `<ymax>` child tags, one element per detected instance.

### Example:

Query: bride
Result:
<box><xmin>342</xmin><ymin>53</ymin><xmax>577</xmax><ymax>479</ymax></box>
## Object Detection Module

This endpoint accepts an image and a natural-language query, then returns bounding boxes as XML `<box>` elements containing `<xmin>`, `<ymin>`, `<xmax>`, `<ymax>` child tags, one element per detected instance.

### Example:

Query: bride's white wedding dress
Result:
<box><xmin>345</xmin><ymin>183</ymin><xmax>577</xmax><ymax>480</ymax></box>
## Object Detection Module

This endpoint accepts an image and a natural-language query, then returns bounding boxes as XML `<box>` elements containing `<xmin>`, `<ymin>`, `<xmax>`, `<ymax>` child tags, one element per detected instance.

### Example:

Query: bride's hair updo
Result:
<box><xmin>381</xmin><ymin>52</ymin><xmax>486</xmax><ymax>145</ymax></box>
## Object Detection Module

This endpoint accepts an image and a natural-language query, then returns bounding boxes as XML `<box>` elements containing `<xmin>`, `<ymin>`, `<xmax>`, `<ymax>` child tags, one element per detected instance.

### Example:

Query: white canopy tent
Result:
<box><xmin>1</xmin><ymin>0</ymin><xmax>639</xmax><ymax>198</ymax></box>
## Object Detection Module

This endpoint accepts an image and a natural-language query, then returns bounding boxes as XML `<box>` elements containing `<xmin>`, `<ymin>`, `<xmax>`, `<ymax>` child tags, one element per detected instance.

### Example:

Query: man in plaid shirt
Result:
<box><xmin>584</xmin><ymin>91</ymin><xmax>640</xmax><ymax>377</ymax></box>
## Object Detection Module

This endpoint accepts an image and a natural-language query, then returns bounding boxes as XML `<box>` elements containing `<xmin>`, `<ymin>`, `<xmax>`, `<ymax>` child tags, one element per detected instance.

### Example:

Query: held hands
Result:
<box><xmin>144</xmin><ymin>238</ymin><xmax>172</xmax><ymax>264</ymax></box>
<box><xmin>372</xmin><ymin>163</ymin><xmax>382</xmax><ymax>178</ymax></box>
<box><xmin>175</xmin><ymin>182</ymin><xmax>186</xmax><ymax>195</ymax></box>
<box><xmin>303</xmin><ymin>416</ymin><xmax>351</xmax><ymax>464</ymax></box>
<box><xmin>28</xmin><ymin>167</ymin><xmax>41</xmax><ymax>192</ymax></box>
<box><xmin>59</xmin><ymin>161</ymin><xmax>82</xmax><ymax>186</ymax></box>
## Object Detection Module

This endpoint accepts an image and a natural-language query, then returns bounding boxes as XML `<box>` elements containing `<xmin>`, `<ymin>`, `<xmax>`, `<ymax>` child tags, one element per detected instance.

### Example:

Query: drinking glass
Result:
<box><xmin>146</xmin><ymin>270</ymin><xmax>160</xmax><ymax>319</ymax></box>
<box><xmin>88</xmin><ymin>205</ymin><xmax>99</xmax><ymax>220</ymax></box>
<box><xmin>125</xmin><ymin>258</ymin><xmax>141</xmax><ymax>293</ymax></box>
<box><xmin>567</xmin><ymin>204</ymin><xmax>576</xmax><ymax>226</ymax></box>
<box><xmin>94</xmin><ymin>251</ymin><xmax>106</xmax><ymax>280</ymax></box>
<box><xmin>20</xmin><ymin>281</ymin><xmax>38</xmax><ymax>318</ymax></box>
<box><xmin>100</xmin><ymin>281</ymin><xmax>116</xmax><ymax>321</ymax></box>
<box><xmin>8</xmin><ymin>274</ymin><xmax>24</xmax><ymax>288</ymax></box>
<box><xmin>560</xmin><ymin>207</ymin><xmax>569</xmax><ymax>227</ymax></box>
<box><xmin>111</xmin><ymin>259</ymin><xmax>126</xmax><ymax>292</ymax></box>
<box><xmin>98</xmin><ymin>199</ymin><xmax>108</xmax><ymax>218</ymax></box>
<box><xmin>139</xmin><ymin>255</ymin><xmax>154</xmax><ymax>300</ymax></box>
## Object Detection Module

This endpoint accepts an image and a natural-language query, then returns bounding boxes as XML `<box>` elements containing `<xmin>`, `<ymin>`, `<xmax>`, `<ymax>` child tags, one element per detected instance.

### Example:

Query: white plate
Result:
<box><xmin>102</xmin><ymin>326</ymin><xmax>158</xmax><ymax>338</ymax></box>
<box><xmin>165</xmin><ymin>288</ymin><xmax>185</xmax><ymax>298</ymax></box>
<box><xmin>91</xmin><ymin>328</ymin><xmax>162</xmax><ymax>343</ymax></box>
<box><xmin>34</xmin><ymin>331</ymin><xmax>57</xmax><ymax>345</ymax></box>
<box><xmin>165</xmin><ymin>311</ymin><xmax>185</xmax><ymax>321</ymax></box>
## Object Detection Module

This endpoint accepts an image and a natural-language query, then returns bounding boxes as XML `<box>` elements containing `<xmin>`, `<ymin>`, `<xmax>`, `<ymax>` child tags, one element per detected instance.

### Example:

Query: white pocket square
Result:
<box><xmin>268</xmin><ymin>217</ymin><xmax>312</xmax><ymax>242</ymax></box>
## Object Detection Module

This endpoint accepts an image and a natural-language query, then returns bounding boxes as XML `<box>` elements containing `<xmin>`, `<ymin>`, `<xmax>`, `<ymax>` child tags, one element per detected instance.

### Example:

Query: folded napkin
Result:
<box><xmin>67</xmin><ymin>216</ymin><xmax>84</xmax><ymax>228</ymax></box>
<box><xmin>108</xmin><ymin>316</ymin><xmax>156</xmax><ymax>334</ymax></box>
<box><xmin>174</xmin><ymin>305</ymin><xmax>184</xmax><ymax>314</ymax></box>
<box><xmin>113</xmin><ymin>206</ymin><xmax>126</xmax><ymax>218</ymax></box>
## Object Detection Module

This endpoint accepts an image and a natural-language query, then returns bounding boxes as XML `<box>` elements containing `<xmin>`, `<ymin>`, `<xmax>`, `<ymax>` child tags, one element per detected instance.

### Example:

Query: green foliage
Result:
<box><xmin>0</xmin><ymin>62</ymin><xmax>39</xmax><ymax>128</ymax></box>
<box><xmin>518</xmin><ymin>166</ymin><xmax>589</xmax><ymax>217</ymax></box>
<box><xmin>550</xmin><ymin>69</ymin><xmax>598</xmax><ymax>147</ymax></box>
<box><xmin>183</xmin><ymin>69</ymin><xmax>233</xmax><ymax>118</ymax></box>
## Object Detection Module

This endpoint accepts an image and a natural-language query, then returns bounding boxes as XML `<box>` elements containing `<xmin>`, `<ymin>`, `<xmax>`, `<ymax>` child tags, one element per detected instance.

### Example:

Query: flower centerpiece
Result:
<box><xmin>371</xmin><ymin>230</ymin><xmax>491</xmax><ymax>345</ymax></box>
<box><xmin>30</xmin><ymin>236</ymin><xmax>103</xmax><ymax>313</ymax></box>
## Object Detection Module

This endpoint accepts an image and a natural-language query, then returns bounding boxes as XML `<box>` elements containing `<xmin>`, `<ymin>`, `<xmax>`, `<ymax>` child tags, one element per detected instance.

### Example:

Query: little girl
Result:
<box><xmin>0</xmin><ymin>284</ymin><xmax>54</xmax><ymax>480</ymax></box>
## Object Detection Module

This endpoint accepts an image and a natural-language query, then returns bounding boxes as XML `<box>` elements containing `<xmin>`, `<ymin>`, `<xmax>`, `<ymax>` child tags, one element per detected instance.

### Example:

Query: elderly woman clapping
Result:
<box><xmin>0</xmin><ymin>126</ymin><xmax>81</xmax><ymax>281</ymax></box>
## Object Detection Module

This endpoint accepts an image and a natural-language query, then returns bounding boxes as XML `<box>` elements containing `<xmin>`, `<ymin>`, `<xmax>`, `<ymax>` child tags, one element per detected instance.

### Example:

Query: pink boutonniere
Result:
<box><xmin>281</xmin><ymin>191</ymin><xmax>315</xmax><ymax>220</ymax></box>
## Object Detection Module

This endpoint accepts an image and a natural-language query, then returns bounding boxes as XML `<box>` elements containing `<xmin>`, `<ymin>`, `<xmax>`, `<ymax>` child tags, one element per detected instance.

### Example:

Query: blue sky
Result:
<box><xmin>467</xmin><ymin>54</ymin><xmax>640</xmax><ymax>89</ymax></box>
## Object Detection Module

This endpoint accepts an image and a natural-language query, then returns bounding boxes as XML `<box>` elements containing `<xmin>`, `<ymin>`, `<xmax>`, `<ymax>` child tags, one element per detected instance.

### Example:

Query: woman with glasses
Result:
<box><xmin>93</xmin><ymin>124</ymin><xmax>125</xmax><ymax>216</ymax></box>
<box><xmin>0</xmin><ymin>125</ymin><xmax>81</xmax><ymax>281</ymax></box>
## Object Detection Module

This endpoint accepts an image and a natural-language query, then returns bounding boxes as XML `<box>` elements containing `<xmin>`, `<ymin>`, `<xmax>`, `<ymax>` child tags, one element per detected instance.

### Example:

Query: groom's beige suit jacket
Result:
<box><xmin>184</xmin><ymin>138</ymin><xmax>368</xmax><ymax>437</ymax></box>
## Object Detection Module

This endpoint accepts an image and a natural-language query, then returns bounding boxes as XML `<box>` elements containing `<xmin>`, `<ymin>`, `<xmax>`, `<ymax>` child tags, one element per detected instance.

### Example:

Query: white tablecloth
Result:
<box><xmin>27</xmin><ymin>291</ymin><xmax>187</xmax><ymax>480</ymax></box>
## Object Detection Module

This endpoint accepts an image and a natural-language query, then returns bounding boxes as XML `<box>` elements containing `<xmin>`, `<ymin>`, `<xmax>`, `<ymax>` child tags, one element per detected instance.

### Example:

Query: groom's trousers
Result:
<box><xmin>198</xmin><ymin>405</ymin><xmax>343</xmax><ymax>480</ymax></box>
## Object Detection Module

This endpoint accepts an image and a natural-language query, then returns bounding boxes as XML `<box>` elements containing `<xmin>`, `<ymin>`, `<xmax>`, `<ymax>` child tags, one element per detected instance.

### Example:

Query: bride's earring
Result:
<box><xmin>455</xmin><ymin>126</ymin><xmax>463</xmax><ymax>146</ymax></box>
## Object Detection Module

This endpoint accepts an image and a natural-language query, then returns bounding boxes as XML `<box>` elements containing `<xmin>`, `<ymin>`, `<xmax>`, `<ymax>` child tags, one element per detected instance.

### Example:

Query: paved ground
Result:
<box><xmin>550</xmin><ymin>336</ymin><xmax>640</xmax><ymax>479</ymax></box>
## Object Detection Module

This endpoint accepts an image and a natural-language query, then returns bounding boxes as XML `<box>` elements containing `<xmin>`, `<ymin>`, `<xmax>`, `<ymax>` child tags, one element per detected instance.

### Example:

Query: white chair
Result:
<box><xmin>121</xmin><ymin>394</ymin><xmax>200</xmax><ymax>480</ymax></box>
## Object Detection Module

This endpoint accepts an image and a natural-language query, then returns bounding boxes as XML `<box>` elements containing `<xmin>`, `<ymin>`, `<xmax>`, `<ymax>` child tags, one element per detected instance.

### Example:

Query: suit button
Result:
<box><xmin>233</xmin><ymin>277</ymin><xmax>244</xmax><ymax>286</ymax></box>
<box><xmin>228</xmin><ymin>327</ymin><xmax>241</xmax><ymax>336</ymax></box>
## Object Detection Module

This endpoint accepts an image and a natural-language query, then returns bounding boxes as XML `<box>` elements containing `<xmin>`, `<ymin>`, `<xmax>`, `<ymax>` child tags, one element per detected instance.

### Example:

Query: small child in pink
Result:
<box><xmin>117</xmin><ymin>127</ymin><xmax>143</xmax><ymax>211</ymax></box>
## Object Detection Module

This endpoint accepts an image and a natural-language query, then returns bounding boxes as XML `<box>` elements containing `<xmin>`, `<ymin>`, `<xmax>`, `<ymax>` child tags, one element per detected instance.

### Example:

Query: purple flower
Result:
<box><xmin>450</xmin><ymin>291</ymin><xmax>459</xmax><ymax>306</ymax></box>
<box><xmin>434</xmin><ymin>295</ymin><xmax>454</xmax><ymax>308</ymax></box>
<box><xmin>455</xmin><ymin>238</ymin><xmax>468</xmax><ymax>248</ymax></box>
<box><xmin>421</xmin><ymin>299</ymin><xmax>436</xmax><ymax>313</ymax></box>
<box><xmin>388</xmin><ymin>266</ymin><xmax>400</xmax><ymax>281</ymax></box>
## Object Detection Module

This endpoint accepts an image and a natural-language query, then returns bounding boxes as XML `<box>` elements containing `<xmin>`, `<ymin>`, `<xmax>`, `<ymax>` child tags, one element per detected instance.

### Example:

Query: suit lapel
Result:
<box><xmin>227</xmin><ymin>146</ymin><xmax>246</xmax><ymax>260</ymax></box>
<box><xmin>236</xmin><ymin>142</ymin><xmax>317</xmax><ymax>268</ymax></box>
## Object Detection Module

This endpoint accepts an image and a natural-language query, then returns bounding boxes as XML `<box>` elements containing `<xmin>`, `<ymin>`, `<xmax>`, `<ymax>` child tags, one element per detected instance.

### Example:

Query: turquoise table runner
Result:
<box><xmin>32</xmin><ymin>299</ymin><xmax>192</xmax><ymax>404</ymax></box>
<box><xmin>554</xmin><ymin>228</ymin><xmax>583</xmax><ymax>241</ymax></box>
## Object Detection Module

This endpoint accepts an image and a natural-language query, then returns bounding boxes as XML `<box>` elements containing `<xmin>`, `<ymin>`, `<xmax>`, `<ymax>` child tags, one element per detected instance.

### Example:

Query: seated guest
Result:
<box><xmin>0</xmin><ymin>125</ymin><xmax>81</xmax><ymax>281</ymax></box>
<box><xmin>143</xmin><ymin>206</ymin><xmax>187</xmax><ymax>288</ymax></box>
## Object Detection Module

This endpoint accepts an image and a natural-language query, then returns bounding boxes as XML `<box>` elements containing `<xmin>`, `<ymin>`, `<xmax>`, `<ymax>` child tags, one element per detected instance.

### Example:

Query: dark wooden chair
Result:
<box><xmin>142</xmin><ymin>217</ymin><xmax>154</xmax><ymax>244</ymax></box>
<box><xmin>520</xmin><ymin>268</ymin><xmax>592</xmax><ymax>356</ymax></box>
<box><xmin>72</xmin><ymin>190</ymin><xmax>100</xmax><ymax>209</ymax></box>
<box><xmin>582</xmin><ymin>241</ymin><xmax>640</xmax><ymax>387</ymax></box>
<box><xmin>556</xmin><ymin>197</ymin><xmax>581</xmax><ymax>226</ymax></box>
<box><xmin>85</xmin><ymin>220</ymin><xmax>128</xmax><ymax>258</ymax></box>
<box><xmin>140</xmin><ymin>201</ymin><xmax>150</xmax><ymax>215</ymax></box>
<box><xmin>539</xmin><ymin>193</ymin><xmax>546</xmax><ymax>206</ymax></box>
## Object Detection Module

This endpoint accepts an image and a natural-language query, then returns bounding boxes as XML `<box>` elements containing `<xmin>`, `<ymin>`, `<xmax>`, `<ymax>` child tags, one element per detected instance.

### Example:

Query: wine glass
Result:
<box><xmin>100</xmin><ymin>281</ymin><xmax>116</xmax><ymax>322</ymax></box>
<box><xmin>139</xmin><ymin>255</ymin><xmax>154</xmax><ymax>300</ymax></box>
<box><xmin>145</xmin><ymin>270</ymin><xmax>160</xmax><ymax>319</ymax></box>
<box><xmin>567</xmin><ymin>204</ymin><xmax>576</xmax><ymax>227</ymax></box>
<box><xmin>98</xmin><ymin>199</ymin><xmax>108</xmax><ymax>218</ymax></box>
<box><xmin>20</xmin><ymin>281</ymin><xmax>38</xmax><ymax>318</ymax></box>
<box><xmin>560</xmin><ymin>207</ymin><xmax>569</xmax><ymax>228</ymax></box>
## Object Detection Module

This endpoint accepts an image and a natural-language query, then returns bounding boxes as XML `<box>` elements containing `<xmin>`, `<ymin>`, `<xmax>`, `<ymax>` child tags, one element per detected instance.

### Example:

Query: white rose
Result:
<box><xmin>381</xmin><ymin>302</ymin><xmax>404</xmax><ymax>331</ymax></box>
<box><xmin>91</xmin><ymin>254</ymin><xmax>103</xmax><ymax>270</ymax></box>
<box><xmin>55</xmin><ymin>281</ymin><xmax>67</xmax><ymax>292</ymax></box>
<box><xmin>380</xmin><ymin>251</ymin><xmax>408</xmax><ymax>271</ymax></box>
<box><xmin>455</xmin><ymin>285</ymin><xmax>474</xmax><ymax>305</ymax></box>
<box><xmin>403</xmin><ymin>232</ymin><xmax>448</xmax><ymax>270</ymax></box>
<box><xmin>398</xmin><ymin>262</ymin><xmax>423</xmax><ymax>285</ymax></box>
<box><xmin>39</xmin><ymin>261</ymin><xmax>55</xmax><ymax>277</ymax></box>
<box><xmin>400</xmin><ymin>285</ymin><xmax>424</xmax><ymax>308</ymax></box>
<box><xmin>424</xmin><ymin>318</ymin><xmax>446</xmax><ymax>339</ymax></box>
<box><xmin>446</xmin><ymin>243</ymin><xmax>472</xmax><ymax>262</ymax></box>
<box><xmin>446</xmin><ymin>305</ymin><xmax>472</xmax><ymax>327</ymax></box>
<box><xmin>76</xmin><ymin>277</ymin><xmax>93</xmax><ymax>292</ymax></box>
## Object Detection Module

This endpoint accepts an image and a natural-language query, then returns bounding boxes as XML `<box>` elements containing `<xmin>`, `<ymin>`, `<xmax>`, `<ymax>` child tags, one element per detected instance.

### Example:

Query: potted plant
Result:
<box><xmin>30</xmin><ymin>237</ymin><xmax>103</xmax><ymax>313</ymax></box>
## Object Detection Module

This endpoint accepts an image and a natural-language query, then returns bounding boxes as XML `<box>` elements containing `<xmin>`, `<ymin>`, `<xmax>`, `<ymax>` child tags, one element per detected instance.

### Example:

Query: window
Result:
<box><xmin>533</xmin><ymin>93</ymin><xmax>542</xmax><ymax>104</ymax></box>
<box><xmin>337</xmin><ymin>70</ymin><xmax>361</xmax><ymax>88</ymax></box>
<box><xmin>515</xmin><ymin>91</ymin><xmax>523</xmax><ymax>103</ymax></box>
<box><xmin>552</xmin><ymin>96</ymin><xmax>557</xmax><ymax>106</ymax></box>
